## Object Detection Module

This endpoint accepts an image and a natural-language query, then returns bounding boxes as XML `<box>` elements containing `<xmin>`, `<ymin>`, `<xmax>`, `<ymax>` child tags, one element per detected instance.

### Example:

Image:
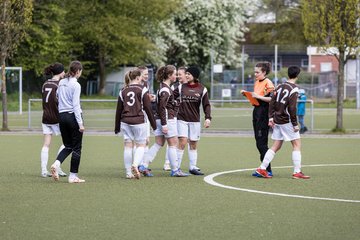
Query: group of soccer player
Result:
<box><xmin>114</xmin><ymin>65</ymin><xmax>212</xmax><ymax>179</ymax></box>
<box><xmin>40</xmin><ymin>60</ymin><xmax>309</xmax><ymax>183</ymax></box>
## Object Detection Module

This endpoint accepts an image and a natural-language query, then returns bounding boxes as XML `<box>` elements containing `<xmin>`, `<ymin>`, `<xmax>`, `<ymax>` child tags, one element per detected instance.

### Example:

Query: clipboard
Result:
<box><xmin>243</xmin><ymin>91</ymin><xmax>259</xmax><ymax>106</ymax></box>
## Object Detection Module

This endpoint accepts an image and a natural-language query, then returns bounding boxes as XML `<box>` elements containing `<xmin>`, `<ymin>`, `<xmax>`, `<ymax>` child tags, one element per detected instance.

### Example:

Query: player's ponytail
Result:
<box><xmin>44</xmin><ymin>63</ymin><xmax>64</xmax><ymax>79</ymax></box>
<box><xmin>66</xmin><ymin>61</ymin><xmax>83</xmax><ymax>78</ymax></box>
<box><xmin>156</xmin><ymin>65</ymin><xmax>176</xmax><ymax>82</ymax></box>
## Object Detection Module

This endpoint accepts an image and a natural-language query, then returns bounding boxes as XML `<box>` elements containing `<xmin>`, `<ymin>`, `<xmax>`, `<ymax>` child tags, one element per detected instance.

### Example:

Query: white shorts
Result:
<box><xmin>153</xmin><ymin>119</ymin><xmax>177</xmax><ymax>138</ymax></box>
<box><xmin>271</xmin><ymin>122</ymin><xmax>300</xmax><ymax>141</ymax></box>
<box><xmin>121</xmin><ymin>122</ymin><xmax>147</xmax><ymax>144</ymax></box>
<box><xmin>177</xmin><ymin>120</ymin><xmax>201</xmax><ymax>141</ymax></box>
<box><xmin>143</xmin><ymin>114</ymin><xmax>151</xmax><ymax>138</ymax></box>
<box><xmin>145</xmin><ymin>121</ymin><xmax>150</xmax><ymax>138</ymax></box>
<box><xmin>42</xmin><ymin>123</ymin><xmax>60</xmax><ymax>135</ymax></box>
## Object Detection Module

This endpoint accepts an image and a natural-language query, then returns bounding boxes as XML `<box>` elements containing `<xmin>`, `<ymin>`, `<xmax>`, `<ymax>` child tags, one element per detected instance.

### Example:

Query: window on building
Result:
<box><xmin>301</xmin><ymin>59</ymin><xmax>309</xmax><ymax>68</ymax></box>
<box><xmin>320</xmin><ymin>62</ymin><xmax>332</xmax><ymax>72</ymax></box>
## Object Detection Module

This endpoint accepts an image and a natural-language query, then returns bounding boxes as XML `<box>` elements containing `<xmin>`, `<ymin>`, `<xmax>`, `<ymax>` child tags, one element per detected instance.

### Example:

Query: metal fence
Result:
<box><xmin>210</xmin><ymin>82</ymin><xmax>358</xmax><ymax>100</ymax></box>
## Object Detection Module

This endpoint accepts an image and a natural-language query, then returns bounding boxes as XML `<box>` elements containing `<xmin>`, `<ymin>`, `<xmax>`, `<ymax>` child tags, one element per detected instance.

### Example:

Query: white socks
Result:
<box><xmin>177</xmin><ymin>149</ymin><xmax>184</xmax><ymax>169</ymax></box>
<box><xmin>260</xmin><ymin>149</ymin><xmax>275</xmax><ymax>170</ymax></box>
<box><xmin>142</xmin><ymin>143</ymin><xmax>162</xmax><ymax>167</ymax></box>
<box><xmin>188</xmin><ymin>149</ymin><xmax>197</xmax><ymax>170</ymax></box>
<box><xmin>69</xmin><ymin>172</ymin><xmax>77</xmax><ymax>179</ymax></box>
<box><xmin>292</xmin><ymin>151</ymin><xmax>302</xmax><ymax>173</ymax></box>
<box><xmin>259</xmin><ymin>149</ymin><xmax>302</xmax><ymax>173</ymax></box>
<box><xmin>133</xmin><ymin>146</ymin><xmax>145</xmax><ymax>167</ymax></box>
<box><xmin>124</xmin><ymin>147</ymin><xmax>133</xmax><ymax>174</ymax></box>
<box><xmin>167</xmin><ymin>146</ymin><xmax>178</xmax><ymax>171</ymax></box>
<box><xmin>41</xmin><ymin>147</ymin><xmax>49</xmax><ymax>172</ymax></box>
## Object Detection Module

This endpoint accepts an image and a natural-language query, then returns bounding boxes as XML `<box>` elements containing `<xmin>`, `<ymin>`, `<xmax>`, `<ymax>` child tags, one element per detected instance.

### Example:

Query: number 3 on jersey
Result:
<box><xmin>276</xmin><ymin>88</ymin><xmax>289</xmax><ymax>104</ymax></box>
<box><xmin>126</xmin><ymin>91</ymin><xmax>135</xmax><ymax>106</ymax></box>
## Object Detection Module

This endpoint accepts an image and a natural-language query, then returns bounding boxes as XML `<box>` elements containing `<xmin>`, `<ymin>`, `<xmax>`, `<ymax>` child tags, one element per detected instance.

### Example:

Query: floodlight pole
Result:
<box><xmin>210</xmin><ymin>49</ymin><xmax>214</xmax><ymax>100</ymax></box>
<box><xmin>274</xmin><ymin>44</ymin><xmax>278</xmax><ymax>86</ymax></box>
<box><xmin>241</xmin><ymin>45</ymin><xmax>245</xmax><ymax>89</ymax></box>
<box><xmin>357</xmin><ymin>55</ymin><xmax>360</xmax><ymax>109</ymax></box>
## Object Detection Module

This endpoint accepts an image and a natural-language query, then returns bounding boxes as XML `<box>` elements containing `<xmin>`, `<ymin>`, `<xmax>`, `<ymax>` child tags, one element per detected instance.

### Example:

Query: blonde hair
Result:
<box><xmin>124</xmin><ymin>69</ymin><xmax>141</xmax><ymax>87</ymax></box>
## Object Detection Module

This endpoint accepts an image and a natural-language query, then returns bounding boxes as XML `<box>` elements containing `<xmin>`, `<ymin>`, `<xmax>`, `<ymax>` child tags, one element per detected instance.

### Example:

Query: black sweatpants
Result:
<box><xmin>57</xmin><ymin>112</ymin><xmax>83</xmax><ymax>173</ymax></box>
<box><xmin>252</xmin><ymin>104</ymin><xmax>272</xmax><ymax>172</ymax></box>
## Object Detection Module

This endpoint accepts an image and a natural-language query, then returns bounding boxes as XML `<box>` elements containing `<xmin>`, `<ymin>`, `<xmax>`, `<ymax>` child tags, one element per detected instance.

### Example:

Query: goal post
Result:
<box><xmin>0</xmin><ymin>66</ymin><xmax>23</xmax><ymax>114</ymax></box>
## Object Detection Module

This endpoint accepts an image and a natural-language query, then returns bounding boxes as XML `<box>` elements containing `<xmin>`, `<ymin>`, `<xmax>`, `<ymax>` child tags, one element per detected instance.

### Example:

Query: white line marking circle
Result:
<box><xmin>204</xmin><ymin>163</ymin><xmax>360</xmax><ymax>203</ymax></box>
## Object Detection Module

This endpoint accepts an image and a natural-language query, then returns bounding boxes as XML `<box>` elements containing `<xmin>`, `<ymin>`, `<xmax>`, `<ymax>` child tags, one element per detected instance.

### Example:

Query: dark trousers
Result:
<box><xmin>57</xmin><ymin>112</ymin><xmax>83</xmax><ymax>173</ymax></box>
<box><xmin>252</xmin><ymin>105</ymin><xmax>272</xmax><ymax>172</ymax></box>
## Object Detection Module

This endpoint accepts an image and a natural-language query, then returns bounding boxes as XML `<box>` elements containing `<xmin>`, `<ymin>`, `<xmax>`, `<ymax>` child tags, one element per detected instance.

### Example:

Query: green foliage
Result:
<box><xmin>302</xmin><ymin>0</ymin><xmax>360</xmax><ymax>53</ymax></box>
<box><xmin>301</xmin><ymin>0</ymin><xmax>360</xmax><ymax>130</ymax></box>
<box><xmin>153</xmin><ymin>0</ymin><xmax>256</xmax><ymax>69</ymax></box>
<box><xmin>12</xmin><ymin>0</ymin><xmax>73</xmax><ymax>75</ymax></box>
<box><xmin>248</xmin><ymin>0</ymin><xmax>307</xmax><ymax>45</ymax></box>
<box><xmin>0</xmin><ymin>0</ymin><xmax>33</xmax><ymax>59</ymax></box>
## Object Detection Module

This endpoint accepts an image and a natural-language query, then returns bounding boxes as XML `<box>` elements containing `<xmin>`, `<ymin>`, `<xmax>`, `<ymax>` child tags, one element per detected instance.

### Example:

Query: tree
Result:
<box><xmin>247</xmin><ymin>0</ymin><xmax>307</xmax><ymax>45</ymax></box>
<box><xmin>0</xmin><ymin>0</ymin><xmax>33</xmax><ymax>131</ymax></box>
<box><xmin>153</xmin><ymin>0</ymin><xmax>257</xmax><ymax>70</ymax></box>
<box><xmin>302</xmin><ymin>0</ymin><xmax>360</xmax><ymax>131</ymax></box>
<box><xmin>13</xmin><ymin>0</ymin><xmax>73</xmax><ymax>76</ymax></box>
<box><xmin>65</xmin><ymin>0</ymin><xmax>178</xmax><ymax>95</ymax></box>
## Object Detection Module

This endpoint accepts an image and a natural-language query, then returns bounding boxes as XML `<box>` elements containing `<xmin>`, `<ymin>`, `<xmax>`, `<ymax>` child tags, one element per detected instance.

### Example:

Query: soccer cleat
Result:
<box><xmin>41</xmin><ymin>171</ymin><xmax>52</xmax><ymax>178</ymax></box>
<box><xmin>194</xmin><ymin>166</ymin><xmax>201</xmax><ymax>171</ymax></box>
<box><xmin>126</xmin><ymin>173</ymin><xmax>135</xmax><ymax>179</ymax></box>
<box><xmin>252</xmin><ymin>171</ymin><xmax>262</xmax><ymax>177</ymax></box>
<box><xmin>50</xmin><ymin>164</ymin><xmax>59</xmax><ymax>181</ymax></box>
<box><xmin>138</xmin><ymin>165</ymin><xmax>153</xmax><ymax>177</ymax></box>
<box><xmin>253</xmin><ymin>170</ymin><xmax>272</xmax><ymax>178</ymax></box>
<box><xmin>189</xmin><ymin>168</ymin><xmax>204</xmax><ymax>175</ymax></box>
<box><xmin>68</xmin><ymin>177</ymin><xmax>85</xmax><ymax>183</ymax></box>
<box><xmin>255</xmin><ymin>168</ymin><xmax>272</xmax><ymax>178</ymax></box>
<box><xmin>292</xmin><ymin>172</ymin><xmax>310</xmax><ymax>179</ymax></box>
<box><xmin>138</xmin><ymin>165</ymin><xmax>146</xmax><ymax>173</ymax></box>
<box><xmin>57</xmin><ymin>169</ymin><xmax>67</xmax><ymax>177</ymax></box>
<box><xmin>171</xmin><ymin>169</ymin><xmax>190</xmax><ymax>177</ymax></box>
<box><xmin>163</xmin><ymin>162</ymin><xmax>171</xmax><ymax>171</ymax></box>
<box><xmin>131</xmin><ymin>165</ymin><xmax>141</xmax><ymax>179</ymax></box>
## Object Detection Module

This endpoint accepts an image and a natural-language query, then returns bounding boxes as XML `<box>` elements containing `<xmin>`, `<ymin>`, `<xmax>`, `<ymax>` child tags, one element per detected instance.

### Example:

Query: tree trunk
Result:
<box><xmin>335</xmin><ymin>50</ymin><xmax>345</xmax><ymax>131</ymax></box>
<box><xmin>98</xmin><ymin>48</ymin><xmax>106</xmax><ymax>95</ymax></box>
<box><xmin>1</xmin><ymin>57</ymin><xmax>9</xmax><ymax>131</ymax></box>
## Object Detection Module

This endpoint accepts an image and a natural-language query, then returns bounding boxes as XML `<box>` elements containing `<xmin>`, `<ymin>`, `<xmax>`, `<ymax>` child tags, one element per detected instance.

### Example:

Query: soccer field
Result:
<box><xmin>0</xmin><ymin>134</ymin><xmax>359</xmax><ymax>240</ymax></box>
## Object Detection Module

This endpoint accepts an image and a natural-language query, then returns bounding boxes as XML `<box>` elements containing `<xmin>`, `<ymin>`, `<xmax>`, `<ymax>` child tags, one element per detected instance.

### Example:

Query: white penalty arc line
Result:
<box><xmin>204</xmin><ymin>163</ymin><xmax>360</xmax><ymax>203</ymax></box>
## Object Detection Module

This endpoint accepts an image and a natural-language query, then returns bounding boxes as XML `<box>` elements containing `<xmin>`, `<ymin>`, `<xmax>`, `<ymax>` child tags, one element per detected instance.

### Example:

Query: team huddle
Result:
<box><xmin>40</xmin><ymin>61</ymin><xmax>309</xmax><ymax>183</ymax></box>
<box><xmin>114</xmin><ymin>65</ymin><xmax>211</xmax><ymax>179</ymax></box>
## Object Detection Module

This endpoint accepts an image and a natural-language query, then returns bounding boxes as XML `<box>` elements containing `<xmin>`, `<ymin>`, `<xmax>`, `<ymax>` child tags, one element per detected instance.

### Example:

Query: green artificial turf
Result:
<box><xmin>0</xmin><ymin>134</ymin><xmax>359</xmax><ymax>240</ymax></box>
